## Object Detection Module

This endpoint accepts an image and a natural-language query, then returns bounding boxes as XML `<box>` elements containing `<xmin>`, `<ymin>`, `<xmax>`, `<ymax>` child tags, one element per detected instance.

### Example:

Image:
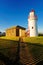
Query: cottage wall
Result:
<box><xmin>6</xmin><ymin>26</ymin><xmax>26</xmax><ymax>37</ymax></box>
<box><xmin>6</xmin><ymin>28</ymin><xmax>16</xmax><ymax>37</ymax></box>
<box><xmin>19</xmin><ymin>29</ymin><xmax>25</xmax><ymax>37</ymax></box>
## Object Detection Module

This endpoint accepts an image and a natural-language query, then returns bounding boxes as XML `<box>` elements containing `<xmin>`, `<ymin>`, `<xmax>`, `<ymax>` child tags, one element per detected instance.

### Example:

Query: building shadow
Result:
<box><xmin>0</xmin><ymin>52</ymin><xmax>13</xmax><ymax>65</ymax></box>
<box><xmin>0</xmin><ymin>38</ymin><xmax>23</xmax><ymax>65</ymax></box>
<box><xmin>13</xmin><ymin>38</ymin><xmax>23</xmax><ymax>65</ymax></box>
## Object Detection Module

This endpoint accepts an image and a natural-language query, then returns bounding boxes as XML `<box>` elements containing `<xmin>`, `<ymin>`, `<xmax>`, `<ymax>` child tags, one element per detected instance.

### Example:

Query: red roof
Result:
<box><xmin>31</xmin><ymin>9</ymin><xmax>35</xmax><ymax>12</ymax></box>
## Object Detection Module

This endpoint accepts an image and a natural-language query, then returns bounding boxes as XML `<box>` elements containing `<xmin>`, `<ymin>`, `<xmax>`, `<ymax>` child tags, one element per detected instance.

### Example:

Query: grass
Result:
<box><xmin>23</xmin><ymin>36</ymin><xmax>43</xmax><ymax>45</ymax></box>
<box><xmin>0</xmin><ymin>37</ymin><xmax>19</xmax><ymax>55</ymax></box>
<box><xmin>0</xmin><ymin>36</ymin><xmax>43</xmax><ymax>64</ymax></box>
<box><xmin>0</xmin><ymin>36</ymin><xmax>43</xmax><ymax>44</ymax></box>
<box><xmin>22</xmin><ymin>36</ymin><xmax>43</xmax><ymax>64</ymax></box>
<box><xmin>27</xmin><ymin>43</ymin><xmax>43</xmax><ymax>64</ymax></box>
<box><xmin>0</xmin><ymin>36</ymin><xmax>19</xmax><ymax>41</ymax></box>
<box><xmin>0</xmin><ymin>37</ymin><xmax>18</xmax><ymax>62</ymax></box>
<box><xmin>0</xmin><ymin>36</ymin><xmax>43</xmax><ymax>45</ymax></box>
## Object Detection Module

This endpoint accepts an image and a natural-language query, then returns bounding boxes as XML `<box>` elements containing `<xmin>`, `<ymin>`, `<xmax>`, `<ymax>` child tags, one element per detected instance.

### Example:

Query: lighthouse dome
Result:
<box><xmin>29</xmin><ymin>10</ymin><xmax>35</xmax><ymax>16</ymax></box>
<box><xmin>31</xmin><ymin>9</ymin><xmax>35</xmax><ymax>12</ymax></box>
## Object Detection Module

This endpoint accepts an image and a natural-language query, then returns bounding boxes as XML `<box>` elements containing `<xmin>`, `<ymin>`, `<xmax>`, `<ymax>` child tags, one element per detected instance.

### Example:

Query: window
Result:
<box><xmin>32</xmin><ymin>27</ymin><xmax>34</xmax><ymax>29</ymax></box>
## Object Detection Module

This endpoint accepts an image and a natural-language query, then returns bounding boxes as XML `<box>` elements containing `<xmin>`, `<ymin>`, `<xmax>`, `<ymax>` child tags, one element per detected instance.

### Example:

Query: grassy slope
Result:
<box><xmin>23</xmin><ymin>36</ymin><xmax>43</xmax><ymax>44</ymax></box>
<box><xmin>0</xmin><ymin>37</ymin><xmax>19</xmax><ymax>60</ymax></box>
<box><xmin>0</xmin><ymin>36</ymin><xmax>19</xmax><ymax>41</ymax></box>
<box><xmin>23</xmin><ymin>37</ymin><xmax>43</xmax><ymax>63</ymax></box>
<box><xmin>27</xmin><ymin>43</ymin><xmax>43</xmax><ymax>64</ymax></box>
<box><xmin>0</xmin><ymin>36</ymin><xmax>43</xmax><ymax>43</ymax></box>
<box><xmin>0</xmin><ymin>36</ymin><xmax>43</xmax><ymax>64</ymax></box>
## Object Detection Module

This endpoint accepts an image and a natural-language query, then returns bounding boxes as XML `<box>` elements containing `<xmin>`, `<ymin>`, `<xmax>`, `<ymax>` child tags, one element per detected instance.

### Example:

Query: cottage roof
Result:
<box><xmin>16</xmin><ymin>25</ymin><xmax>26</xmax><ymax>30</ymax></box>
<box><xmin>6</xmin><ymin>25</ymin><xmax>26</xmax><ymax>31</ymax></box>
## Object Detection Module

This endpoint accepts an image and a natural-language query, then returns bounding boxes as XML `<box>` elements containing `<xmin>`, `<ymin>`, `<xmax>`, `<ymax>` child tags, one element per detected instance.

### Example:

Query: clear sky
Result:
<box><xmin>0</xmin><ymin>0</ymin><xmax>43</xmax><ymax>33</ymax></box>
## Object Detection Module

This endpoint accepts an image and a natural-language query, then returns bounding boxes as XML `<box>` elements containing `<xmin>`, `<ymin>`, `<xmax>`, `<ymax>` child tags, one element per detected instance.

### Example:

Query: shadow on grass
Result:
<box><xmin>0</xmin><ymin>52</ymin><xmax>23</xmax><ymax>65</ymax></box>
<box><xmin>0</xmin><ymin>52</ymin><xmax>12</xmax><ymax>65</ymax></box>
<box><xmin>0</xmin><ymin>38</ymin><xmax>23</xmax><ymax>65</ymax></box>
<box><xmin>0</xmin><ymin>38</ymin><xmax>43</xmax><ymax>65</ymax></box>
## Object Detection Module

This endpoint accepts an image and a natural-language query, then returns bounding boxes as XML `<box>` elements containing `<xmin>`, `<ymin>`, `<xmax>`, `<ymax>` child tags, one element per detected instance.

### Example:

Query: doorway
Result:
<box><xmin>16</xmin><ymin>28</ymin><xmax>19</xmax><ymax>36</ymax></box>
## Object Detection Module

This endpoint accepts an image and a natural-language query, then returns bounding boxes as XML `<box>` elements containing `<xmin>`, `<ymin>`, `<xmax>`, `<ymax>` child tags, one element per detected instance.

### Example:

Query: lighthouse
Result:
<box><xmin>28</xmin><ymin>10</ymin><xmax>38</xmax><ymax>37</ymax></box>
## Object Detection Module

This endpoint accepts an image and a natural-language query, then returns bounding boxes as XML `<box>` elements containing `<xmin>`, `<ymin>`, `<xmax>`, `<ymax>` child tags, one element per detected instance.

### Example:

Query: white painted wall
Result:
<box><xmin>28</xmin><ymin>19</ymin><xmax>38</xmax><ymax>37</ymax></box>
<box><xmin>28</xmin><ymin>11</ymin><xmax>38</xmax><ymax>37</ymax></box>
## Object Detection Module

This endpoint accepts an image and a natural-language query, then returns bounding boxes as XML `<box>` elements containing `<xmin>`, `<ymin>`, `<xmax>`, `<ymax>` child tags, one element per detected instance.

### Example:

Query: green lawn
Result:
<box><xmin>0</xmin><ymin>36</ymin><xmax>19</xmax><ymax>41</ymax></box>
<box><xmin>0</xmin><ymin>36</ymin><xmax>43</xmax><ymax>44</ymax></box>
<box><xmin>0</xmin><ymin>36</ymin><xmax>43</xmax><ymax>64</ymax></box>
<box><xmin>27</xmin><ymin>43</ymin><xmax>43</xmax><ymax>64</ymax></box>
<box><xmin>23</xmin><ymin>36</ymin><xmax>43</xmax><ymax>45</ymax></box>
<box><xmin>0</xmin><ymin>38</ymin><xmax>18</xmax><ymax>60</ymax></box>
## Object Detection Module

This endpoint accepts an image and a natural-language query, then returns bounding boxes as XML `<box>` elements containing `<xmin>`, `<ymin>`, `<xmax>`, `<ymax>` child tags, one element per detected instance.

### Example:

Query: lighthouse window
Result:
<box><xmin>32</xmin><ymin>27</ymin><xmax>34</xmax><ymax>29</ymax></box>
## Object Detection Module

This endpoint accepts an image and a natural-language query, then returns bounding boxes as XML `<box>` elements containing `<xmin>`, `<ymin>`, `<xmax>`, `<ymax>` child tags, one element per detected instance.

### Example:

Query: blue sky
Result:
<box><xmin>0</xmin><ymin>0</ymin><xmax>43</xmax><ymax>33</ymax></box>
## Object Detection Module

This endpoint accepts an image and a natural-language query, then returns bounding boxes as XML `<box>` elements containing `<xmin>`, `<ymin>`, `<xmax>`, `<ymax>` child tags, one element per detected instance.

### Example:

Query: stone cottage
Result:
<box><xmin>6</xmin><ymin>25</ymin><xmax>26</xmax><ymax>37</ymax></box>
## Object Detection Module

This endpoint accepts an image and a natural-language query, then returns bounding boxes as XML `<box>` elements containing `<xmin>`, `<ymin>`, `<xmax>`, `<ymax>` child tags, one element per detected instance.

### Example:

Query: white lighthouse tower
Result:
<box><xmin>28</xmin><ymin>10</ymin><xmax>38</xmax><ymax>37</ymax></box>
